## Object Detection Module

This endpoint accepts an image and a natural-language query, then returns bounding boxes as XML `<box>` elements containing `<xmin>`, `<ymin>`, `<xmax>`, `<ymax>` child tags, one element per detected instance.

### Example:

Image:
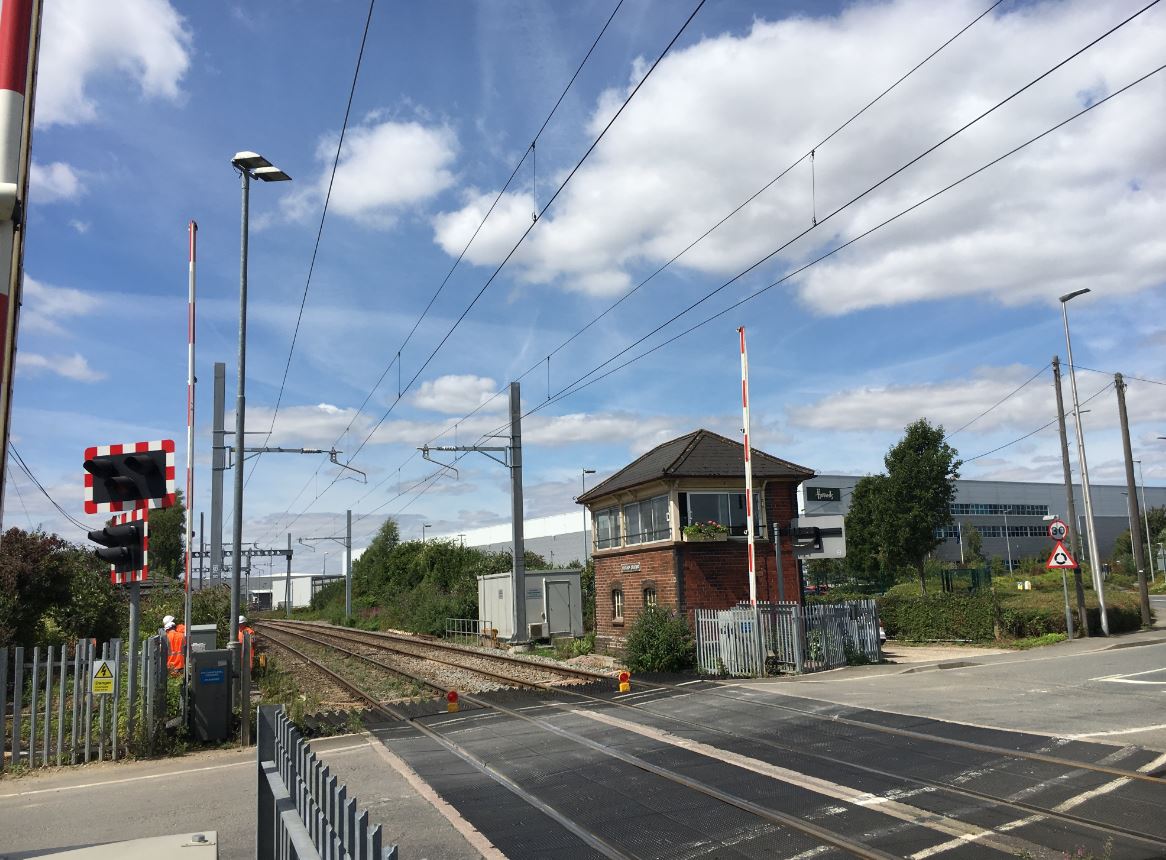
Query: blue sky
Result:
<box><xmin>8</xmin><ymin>0</ymin><xmax>1165</xmax><ymax>571</ymax></box>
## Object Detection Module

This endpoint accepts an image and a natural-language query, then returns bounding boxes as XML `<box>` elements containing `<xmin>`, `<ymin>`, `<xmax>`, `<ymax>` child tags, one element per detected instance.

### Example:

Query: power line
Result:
<box><xmin>7</xmin><ymin>445</ymin><xmax>89</xmax><ymax>535</ymax></box>
<box><xmin>947</xmin><ymin>363</ymin><xmax>1051</xmax><ymax>437</ymax></box>
<box><xmin>964</xmin><ymin>381</ymin><xmax>1115</xmax><ymax>462</ymax></box>
<box><xmin>260</xmin><ymin>0</ymin><xmax>704</xmax><ymax>541</ymax></box>
<box><xmin>244</xmin><ymin>0</ymin><xmax>379</xmax><ymax>491</ymax></box>
<box><xmin>1070</xmin><ymin>365</ymin><xmax>1166</xmax><ymax>387</ymax></box>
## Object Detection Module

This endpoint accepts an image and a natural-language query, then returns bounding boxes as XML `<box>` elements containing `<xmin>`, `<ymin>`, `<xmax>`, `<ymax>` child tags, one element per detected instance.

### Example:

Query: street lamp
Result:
<box><xmin>1135</xmin><ymin>459</ymin><xmax>1156</xmax><ymax>584</ymax></box>
<box><xmin>229</xmin><ymin>151</ymin><xmax>291</xmax><ymax>651</ymax></box>
<box><xmin>1060</xmin><ymin>287</ymin><xmax>1108</xmax><ymax>634</ymax></box>
<box><xmin>581</xmin><ymin>468</ymin><xmax>596</xmax><ymax>565</ymax></box>
<box><xmin>422</xmin><ymin>523</ymin><xmax>432</xmax><ymax>543</ymax></box>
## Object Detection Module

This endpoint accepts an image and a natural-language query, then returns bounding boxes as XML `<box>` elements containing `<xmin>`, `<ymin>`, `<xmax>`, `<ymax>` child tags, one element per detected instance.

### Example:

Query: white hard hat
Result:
<box><xmin>238</xmin><ymin>615</ymin><xmax>247</xmax><ymax>624</ymax></box>
<box><xmin>164</xmin><ymin>620</ymin><xmax>175</xmax><ymax>630</ymax></box>
<box><xmin>162</xmin><ymin>615</ymin><xmax>175</xmax><ymax>626</ymax></box>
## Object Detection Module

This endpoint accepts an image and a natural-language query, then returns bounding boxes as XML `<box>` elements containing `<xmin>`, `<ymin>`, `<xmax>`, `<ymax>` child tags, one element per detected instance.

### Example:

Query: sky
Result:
<box><xmin>6</xmin><ymin>0</ymin><xmax>1165</xmax><ymax>573</ymax></box>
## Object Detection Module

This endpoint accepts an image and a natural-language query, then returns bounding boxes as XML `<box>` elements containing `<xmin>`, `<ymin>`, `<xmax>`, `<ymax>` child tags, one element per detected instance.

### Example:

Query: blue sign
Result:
<box><xmin>199</xmin><ymin>667</ymin><xmax>225</xmax><ymax>685</ymax></box>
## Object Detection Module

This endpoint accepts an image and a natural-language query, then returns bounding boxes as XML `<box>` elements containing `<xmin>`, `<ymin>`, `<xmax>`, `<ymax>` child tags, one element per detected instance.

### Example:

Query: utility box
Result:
<box><xmin>477</xmin><ymin>569</ymin><xmax>584</xmax><ymax>641</ymax></box>
<box><xmin>189</xmin><ymin>648</ymin><xmax>232</xmax><ymax>742</ymax></box>
<box><xmin>188</xmin><ymin>623</ymin><xmax>218</xmax><ymax>653</ymax></box>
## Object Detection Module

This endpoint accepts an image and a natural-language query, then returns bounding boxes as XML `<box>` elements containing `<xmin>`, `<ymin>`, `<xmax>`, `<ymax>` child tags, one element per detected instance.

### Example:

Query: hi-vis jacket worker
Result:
<box><xmin>238</xmin><ymin>615</ymin><xmax>256</xmax><ymax>669</ymax></box>
<box><xmin>164</xmin><ymin>615</ymin><xmax>185</xmax><ymax>674</ymax></box>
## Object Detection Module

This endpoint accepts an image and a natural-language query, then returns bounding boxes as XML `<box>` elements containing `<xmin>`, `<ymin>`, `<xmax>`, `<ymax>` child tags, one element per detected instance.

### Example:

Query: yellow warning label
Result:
<box><xmin>92</xmin><ymin>660</ymin><xmax>115</xmax><ymax>695</ymax></box>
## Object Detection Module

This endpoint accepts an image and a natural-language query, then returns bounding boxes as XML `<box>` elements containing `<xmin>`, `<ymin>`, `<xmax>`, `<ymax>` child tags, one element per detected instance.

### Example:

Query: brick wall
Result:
<box><xmin>594</xmin><ymin>544</ymin><xmax>676</xmax><ymax>650</ymax></box>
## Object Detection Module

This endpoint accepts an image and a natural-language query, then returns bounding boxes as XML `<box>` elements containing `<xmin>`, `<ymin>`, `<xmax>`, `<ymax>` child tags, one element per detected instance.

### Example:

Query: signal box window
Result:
<box><xmin>612</xmin><ymin>588</ymin><xmax>624</xmax><ymax>622</ymax></box>
<box><xmin>643</xmin><ymin>587</ymin><xmax>657</xmax><ymax>608</ymax></box>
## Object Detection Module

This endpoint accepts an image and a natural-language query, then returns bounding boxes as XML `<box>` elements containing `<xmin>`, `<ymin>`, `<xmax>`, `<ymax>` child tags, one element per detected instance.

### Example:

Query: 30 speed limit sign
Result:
<box><xmin>1047</xmin><ymin>518</ymin><xmax>1068</xmax><ymax>541</ymax></box>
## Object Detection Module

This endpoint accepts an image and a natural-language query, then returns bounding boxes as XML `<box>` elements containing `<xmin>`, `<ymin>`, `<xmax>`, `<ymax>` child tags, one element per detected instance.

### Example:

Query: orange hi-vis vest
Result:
<box><xmin>239</xmin><ymin>626</ymin><xmax>256</xmax><ymax>668</ymax></box>
<box><xmin>166</xmin><ymin>627</ymin><xmax>185</xmax><ymax>672</ymax></box>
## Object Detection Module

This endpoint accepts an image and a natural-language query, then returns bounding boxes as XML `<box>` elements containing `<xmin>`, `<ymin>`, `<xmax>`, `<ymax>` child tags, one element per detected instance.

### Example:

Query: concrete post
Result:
<box><xmin>1115</xmin><ymin>373</ymin><xmax>1151</xmax><ymax>626</ymax></box>
<box><xmin>510</xmin><ymin>382</ymin><xmax>527</xmax><ymax>643</ymax></box>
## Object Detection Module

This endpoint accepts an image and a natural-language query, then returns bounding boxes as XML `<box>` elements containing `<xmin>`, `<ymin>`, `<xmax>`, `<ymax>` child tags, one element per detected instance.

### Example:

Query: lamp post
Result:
<box><xmin>1136</xmin><ymin>460</ymin><xmax>1156</xmax><ymax>584</ymax></box>
<box><xmin>1060</xmin><ymin>287</ymin><xmax>1108</xmax><ymax>635</ymax></box>
<box><xmin>581</xmin><ymin>468</ymin><xmax>596</xmax><ymax>565</ymax></box>
<box><xmin>228</xmin><ymin>151</ymin><xmax>291</xmax><ymax>653</ymax></box>
<box><xmin>1002</xmin><ymin>505</ymin><xmax>1013</xmax><ymax>572</ymax></box>
<box><xmin>422</xmin><ymin>523</ymin><xmax>432</xmax><ymax>544</ymax></box>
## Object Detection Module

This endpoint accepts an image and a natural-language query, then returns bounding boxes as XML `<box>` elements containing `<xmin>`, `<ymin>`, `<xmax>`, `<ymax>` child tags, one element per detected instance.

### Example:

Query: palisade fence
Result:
<box><xmin>1</xmin><ymin>635</ymin><xmax>170</xmax><ymax>772</ymax></box>
<box><xmin>257</xmin><ymin>704</ymin><xmax>397</xmax><ymax>860</ymax></box>
<box><xmin>695</xmin><ymin>599</ymin><xmax>881</xmax><ymax>677</ymax></box>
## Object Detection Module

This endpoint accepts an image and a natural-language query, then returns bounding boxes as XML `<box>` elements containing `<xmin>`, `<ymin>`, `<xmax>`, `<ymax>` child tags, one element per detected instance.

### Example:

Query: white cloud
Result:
<box><xmin>284</xmin><ymin>118</ymin><xmax>458</xmax><ymax>227</ymax></box>
<box><xmin>789</xmin><ymin>364</ymin><xmax>1166</xmax><ymax>436</ymax></box>
<box><xmin>70</xmin><ymin>220</ymin><xmax>90</xmax><ymax>234</ymax></box>
<box><xmin>36</xmin><ymin>0</ymin><xmax>191</xmax><ymax>126</ymax></box>
<box><xmin>21</xmin><ymin>275</ymin><xmax>101</xmax><ymax>336</ymax></box>
<box><xmin>29</xmin><ymin>161</ymin><xmax>84</xmax><ymax>203</ymax></box>
<box><xmin>412</xmin><ymin>375</ymin><xmax>505</xmax><ymax>414</ymax></box>
<box><xmin>431</xmin><ymin>189</ymin><xmax>533</xmax><ymax>266</ymax></box>
<box><xmin>18</xmin><ymin>351</ymin><xmax>104</xmax><ymax>382</ymax></box>
<box><xmin>431</xmin><ymin>0</ymin><xmax>1166</xmax><ymax>310</ymax></box>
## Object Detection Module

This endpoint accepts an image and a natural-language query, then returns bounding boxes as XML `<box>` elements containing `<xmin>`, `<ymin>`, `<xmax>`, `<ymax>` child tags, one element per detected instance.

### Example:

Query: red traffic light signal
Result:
<box><xmin>83</xmin><ymin>440</ymin><xmax>175</xmax><ymax>513</ymax></box>
<box><xmin>446</xmin><ymin>690</ymin><xmax>459</xmax><ymax>703</ymax></box>
<box><xmin>89</xmin><ymin>508</ymin><xmax>149</xmax><ymax>583</ymax></box>
<box><xmin>618</xmin><ymin>671</ymin><xmax>630</xmax><ymax>684</ymax></box>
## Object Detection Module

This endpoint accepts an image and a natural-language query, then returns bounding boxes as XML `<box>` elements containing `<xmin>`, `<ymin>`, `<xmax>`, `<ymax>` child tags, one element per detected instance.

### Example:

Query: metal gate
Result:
<box><xmin>695</xmin><ymin>607</ymin><xmax>765</xmax><ymax>676</ymax></box>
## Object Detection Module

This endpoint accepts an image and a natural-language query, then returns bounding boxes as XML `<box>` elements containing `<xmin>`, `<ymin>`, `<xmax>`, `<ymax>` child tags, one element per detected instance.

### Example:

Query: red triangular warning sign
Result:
<box><xmin>1046</xmin><ymin>540</ymin><xmax>1078</xmax><ymax>570</ymax></box>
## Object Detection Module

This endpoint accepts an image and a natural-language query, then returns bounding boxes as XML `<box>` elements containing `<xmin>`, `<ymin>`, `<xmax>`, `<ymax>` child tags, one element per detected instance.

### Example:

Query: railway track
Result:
<box><xmin>256</xmin><ymin>619</ymin><xmax>1166</xmax><ymax>859</ymax></box>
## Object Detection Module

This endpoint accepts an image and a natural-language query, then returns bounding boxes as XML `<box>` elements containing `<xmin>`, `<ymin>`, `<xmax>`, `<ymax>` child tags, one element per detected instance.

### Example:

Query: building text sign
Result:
<box><xmin>807</xmin><ymin>487</ymin><xmax>842</xmax><ymax>503</ymax></box>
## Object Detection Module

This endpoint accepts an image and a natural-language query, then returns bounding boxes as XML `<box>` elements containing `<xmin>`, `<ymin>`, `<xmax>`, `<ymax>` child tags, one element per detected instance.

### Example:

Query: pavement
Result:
<box><xmin>0</xmin><ymin>732</ymin><xmax>485</xmax><ymax>860</ymax></box>
<box><xmin>743</xmin><ymin>625</ymin><xmax>1166</xmax><ymax>751</ymax></box>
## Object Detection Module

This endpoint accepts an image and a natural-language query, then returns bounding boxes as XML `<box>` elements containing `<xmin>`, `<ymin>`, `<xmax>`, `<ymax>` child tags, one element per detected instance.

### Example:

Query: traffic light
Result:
<box><xmin>83</xmin><ymin>439</ymin><xmax>175</xmax><ymax>513</ymax></box>
<box><xmin>89</xmin><ymin>509</ymin><xmax>149</xmax><ymax>584</ymax></box>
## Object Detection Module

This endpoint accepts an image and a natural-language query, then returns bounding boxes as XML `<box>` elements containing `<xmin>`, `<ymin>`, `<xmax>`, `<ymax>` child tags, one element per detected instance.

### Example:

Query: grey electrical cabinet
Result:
<box><xmin>189</xmin><ymin>623</ymin><xmax>218</xmax><ymax>653</ymax></box>
<box><xmin>190</xmin><ymin>648</ymin><xmax>232</xmax><ymax>742</ymax></box>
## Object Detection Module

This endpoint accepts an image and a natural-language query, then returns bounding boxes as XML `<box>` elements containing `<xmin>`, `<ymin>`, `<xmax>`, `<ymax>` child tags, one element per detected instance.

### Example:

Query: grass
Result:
<box><xmin>1008</xmin><ymin>632</ymin><xmax>1067</xmax><ymax>650</ymax></box>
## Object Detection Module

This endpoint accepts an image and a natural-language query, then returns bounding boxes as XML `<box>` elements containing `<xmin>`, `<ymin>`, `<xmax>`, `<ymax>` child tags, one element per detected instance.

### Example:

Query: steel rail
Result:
<box><xmin>263</xmin><ymin>619</ymin><xmax>608</xmax><ymax>684</ymax></box>
<box><xmin>255</xmin><ymin>627</ymin><xmax>637</xmax><ymax>860</ymax></box>
<box><xmin>544</xmin><ymin>687</ymin><xmax>1166</xmax><ymax>852</ymax></box>
<box><xmin>262</xmin><ymin>622</ymin><xmax>894</xmax><ymax>860</ymax></box>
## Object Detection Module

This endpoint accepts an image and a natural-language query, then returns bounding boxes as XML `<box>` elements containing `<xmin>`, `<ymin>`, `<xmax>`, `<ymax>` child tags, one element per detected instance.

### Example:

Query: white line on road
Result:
<box><xmin>1067</xmin><ymin>722</ymin><xmax>1166</xmax><ymax>739</ymax></box>
<box><xmin>569</xmin><ymin>707</ymin><xmax>1045</xmax><ymax>858</ymax></box>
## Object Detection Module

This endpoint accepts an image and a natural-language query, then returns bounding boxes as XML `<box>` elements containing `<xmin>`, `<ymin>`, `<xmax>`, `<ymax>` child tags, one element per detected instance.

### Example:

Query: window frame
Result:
<box><xmin>681</xmin><ymin>490</ymin><xmax>763</xmax><ymax>537</ymax></box>
<box><xmin>623</xmin><ymin>494</ymin><xmax>670</xmax><ymax>545</ymax></box>
<box><xmin>595</xmin><ymin>505</ymin><xmax>622</xmax><ymax>550</ymax></box>
<box><xmin>611</xmin><ymin>587</ymin><xmax>624</xmax><ymax>622</ymax></box>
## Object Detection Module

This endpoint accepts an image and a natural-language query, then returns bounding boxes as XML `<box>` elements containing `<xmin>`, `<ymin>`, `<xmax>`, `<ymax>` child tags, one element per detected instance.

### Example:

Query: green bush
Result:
<box><xmin>879</xmin><ymin>593</ymin><xmax>996</xmax><ymax>641</ymax></box>
<box><xmin>624</xmin><ymin>606</ymin><xmax>695</xmax><ymax>673</ymax></box>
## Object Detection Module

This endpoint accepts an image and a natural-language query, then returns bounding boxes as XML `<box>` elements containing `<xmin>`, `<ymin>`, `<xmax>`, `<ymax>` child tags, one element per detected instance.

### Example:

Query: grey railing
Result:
<box><xmin>257</xmin><ymin>704</ymin><xmax>397</xmax><ymax>860</ymax></box>
<box><xmin>695</xmin><ymin>599</ymin><xmax>882</xmax><ymax>677</ymax></box>
<box><xmin>1</xmin><ymin>636</ymin><xmax>171</xmax><ymax>772</ymax></box>
<box><xmin>444</xmin><ymin>617</ymin><xmax>494</xmax><ymax>645</ymax></box>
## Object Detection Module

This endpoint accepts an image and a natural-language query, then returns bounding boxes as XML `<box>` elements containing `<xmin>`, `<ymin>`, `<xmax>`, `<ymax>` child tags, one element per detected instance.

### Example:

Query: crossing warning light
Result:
<box><xmin>89</xmin><ymin>508</ymin><xmax>148</xmax><ymax>584</ymax></box>
<box><xmin>618</xmin><ymin>670</ymin><xmax>631</xmax><ymax>693</ymax></box>
<box><xmin>446</xmin><ymin>689</ymin><xmax>459</xmax><ymax>713</ymax></box>
<box><xmin>83</xmin><ymin>439</ymin><xmax>176</xmax><ymax>513</ymax></box>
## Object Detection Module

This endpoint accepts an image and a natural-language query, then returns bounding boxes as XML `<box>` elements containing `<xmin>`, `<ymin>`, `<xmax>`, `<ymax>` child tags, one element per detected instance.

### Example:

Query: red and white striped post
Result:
<box><xmin>0</xmin><ymin>0</ymin><xmax>38</xmax><ymax>533</ymax></box>
<box><xmin>738</xmin><ymin>326</ymin><xmax>757</xmax><ymax>605</ymax></box>
<box><xmin>183</xmin><ymin>222</ymin><xmax>197</xmax><ymax>674</ymax></box>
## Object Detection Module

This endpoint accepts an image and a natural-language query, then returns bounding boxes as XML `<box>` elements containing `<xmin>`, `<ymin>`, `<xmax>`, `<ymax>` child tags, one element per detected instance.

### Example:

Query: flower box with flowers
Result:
<box><xmin>683</xmin><ymin>521</ymin><xmax>729</xmax><ymax>542</ymax></box>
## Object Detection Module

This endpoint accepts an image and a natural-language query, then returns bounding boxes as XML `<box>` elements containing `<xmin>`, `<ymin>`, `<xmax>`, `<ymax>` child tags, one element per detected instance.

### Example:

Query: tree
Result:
<box><xmin>351</xmin><ymin>517</ymin><xmax>400</xmax><ymax>597</ymax></box>
<box><xmin>965</xmin><ymin>524</ymin><xmax>984</xmax><ymax>565</ymax></box>
<box><xmin>143</xmin><ymin>491</ymin><xmax>186</xmax><ymax>580</ymax></box>
<box><xmin>51</xmin><ymin>546</ymin><xmax>126</xmax><ymax>643</ymax></box>
<box><xmin>845</xmin><ymin>420</ymin><xmax>961</xmax><ymax>595</ymax></box>
<box><xmin>0</xmin><ymin>528</ymin><xmax>77</xmax><ymax>647</ymax></box>
<box><xmin>1111</xmin><ymin>506</ymin><xmax>1166</xmax><ymax>572</ymax></box>
<box><xmin>884</xmin><ymin>419</ymin><xmax>961</xmax><ymax>593</ymax></box>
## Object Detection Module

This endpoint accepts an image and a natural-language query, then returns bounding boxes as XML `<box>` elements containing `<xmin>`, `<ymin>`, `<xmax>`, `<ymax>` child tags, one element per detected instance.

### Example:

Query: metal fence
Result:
<box><xmin>1</xmin><ymin>635</ymin><xmax>170</xmax><ymax>772</ymax></box>
<box><xmin>444</xmin><ymin>617</ymin><xmax>494</xmax><ymax>646</ymax></box>
<box><xmin>257</xmin><ymin>704</ymin><xmax>397</xmax><ymax>860</ymax></box>
<box><xmin>695</xmin><ymin>599</ymin><xmax>881</xmax><ymax>677</ymax></box>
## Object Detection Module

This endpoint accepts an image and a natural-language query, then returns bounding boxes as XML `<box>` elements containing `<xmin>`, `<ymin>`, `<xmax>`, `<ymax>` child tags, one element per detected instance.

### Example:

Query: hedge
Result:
<box><xmin>878</xmin><ymin>590</ymin><xmax>1146</xmax><ymax>642</ymax></box>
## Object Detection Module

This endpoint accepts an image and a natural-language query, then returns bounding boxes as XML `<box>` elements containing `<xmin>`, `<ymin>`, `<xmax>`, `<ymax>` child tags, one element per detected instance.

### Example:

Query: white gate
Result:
<box><xmin>696</xmin><ymin>608</ymin><xmax>765</xmax><ymax>676</ymax></box>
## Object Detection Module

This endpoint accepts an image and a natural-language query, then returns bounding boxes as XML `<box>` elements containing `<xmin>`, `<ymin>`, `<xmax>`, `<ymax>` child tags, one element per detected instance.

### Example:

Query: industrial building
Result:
<box><xmin>799</xmin><ymin>475</ymin><xmax>1166</xmax><ymax>571</ymax></box>
<box><xmin>191</xmin><ymin>571</ymin><xmax>344</xmax><ymax>611</ymax></box>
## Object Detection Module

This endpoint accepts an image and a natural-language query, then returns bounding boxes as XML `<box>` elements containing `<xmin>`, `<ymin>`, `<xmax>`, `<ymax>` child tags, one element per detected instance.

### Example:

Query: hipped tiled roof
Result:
<box><xmin>577</xmin><ymin>429</ymin><xmax>813</xmax><ymax>504</ymax></box>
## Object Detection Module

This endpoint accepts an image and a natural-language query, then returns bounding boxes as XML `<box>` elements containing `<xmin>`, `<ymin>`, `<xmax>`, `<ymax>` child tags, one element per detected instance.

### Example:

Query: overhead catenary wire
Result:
<box><xmin>244</xmin><ymin>0</ymin><xmax>379</xmax><ymax>492</ymax></box>
<box><xmin>1070</xmin><ymin>365</ymin><xmax>1166</xmax><ymax>387</ymax></box>
<box><xmin>259</xmin><ymin>0</ymin><xmax>702</xmax><ymax>542</ymax></box>
<box><xmin>523</xmin><ymin>1</ymin><xmax>1163</xmax><ymax>412</ymax></box>
<box><xmin>273</xmin><ymin>0</ymin><xmax>1013</xmax><ymax>533</ymax></box>
<box><xmin>361</xmin><ymin>57</ymin><xmax>1166</xmax><ymax>526</ymax></box>
<box><xmin>280</xmin><ymin>2</ymin><xmax>1163</xmax><ymax>535</ymax></box>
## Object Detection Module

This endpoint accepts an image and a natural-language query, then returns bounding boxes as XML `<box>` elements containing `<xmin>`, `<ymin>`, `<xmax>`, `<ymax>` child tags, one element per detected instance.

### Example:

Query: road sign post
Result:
<box><xmin>1046</xmin><ymin>535</ymin><xmax>1077</xmax><ymax>640</ymax></box>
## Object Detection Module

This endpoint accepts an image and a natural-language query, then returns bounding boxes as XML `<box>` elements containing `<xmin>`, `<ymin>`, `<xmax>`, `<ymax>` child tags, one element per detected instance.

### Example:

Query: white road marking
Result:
<box><xmin>569</xmin><ymin>707</ymin><xmax>1044</xmax><ymax>858</ymax></box>
<box><xmin>913</xmin><ymin>750</ymin><xmax>1166</xmax><ymax>858</ymax></box>
<box><xmin>0</xmin><ymin>759</ymin><xmax>251</xmax><ymax>798</ymax></box>
<box><xmin>1067</xmin><ymin>722</ymin><xmax>1166</xmax><ymax>739</ymax></box>
<box><xmin>1091</xmin><ymin>667</ymin><xmax>1166</xmax><ymax>681</ymax></box>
